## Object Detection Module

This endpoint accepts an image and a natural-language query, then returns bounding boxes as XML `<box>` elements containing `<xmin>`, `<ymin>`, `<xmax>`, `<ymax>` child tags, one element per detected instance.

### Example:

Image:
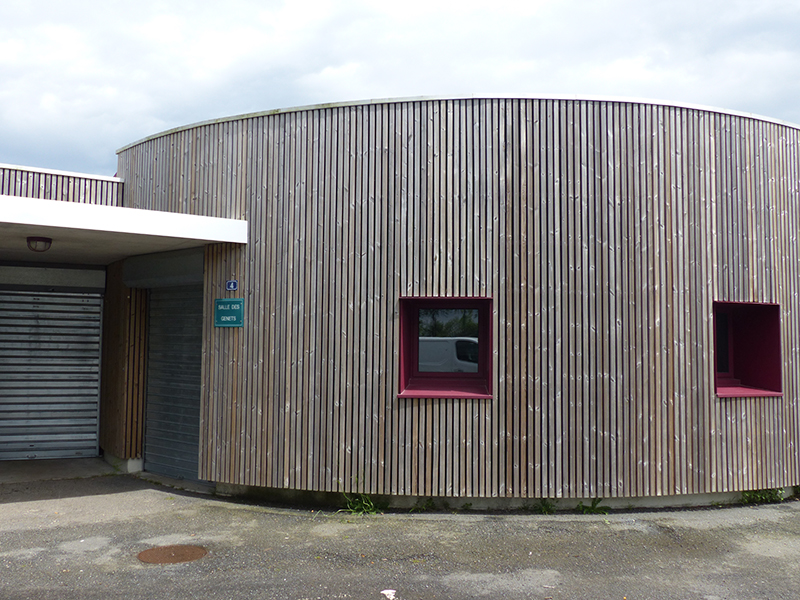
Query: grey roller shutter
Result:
<box><xmin>0</xmin><ymin>291</ymin><xmax>102</xmax><ymax>460</ymax></box>
<box><xmin>144</xmin><ymin>285</ymin><xmax>203</xmax><ymax>480</ymax></box>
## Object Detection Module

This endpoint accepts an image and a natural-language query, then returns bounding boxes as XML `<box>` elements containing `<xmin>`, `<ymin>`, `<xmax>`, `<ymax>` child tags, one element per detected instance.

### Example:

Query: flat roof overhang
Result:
<box><xmin>0</xmin><ymin>195</ymin><xmax>248</xmax><ymax>265</ymax></box>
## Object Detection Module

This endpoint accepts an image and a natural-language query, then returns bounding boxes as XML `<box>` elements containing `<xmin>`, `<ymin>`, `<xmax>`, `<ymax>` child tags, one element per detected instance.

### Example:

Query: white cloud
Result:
<box><xmin>1</xmin><ymin>0</ymin><xmax>800</xmax><ymax>175</ymax></box>
<box><xmin>298</xmin><ymin>62</ymin><xmax>367</xmax><ymax>98</ymax></box>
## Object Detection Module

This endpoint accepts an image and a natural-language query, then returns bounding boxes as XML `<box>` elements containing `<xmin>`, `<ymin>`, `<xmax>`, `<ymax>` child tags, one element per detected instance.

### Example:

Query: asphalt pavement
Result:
<box><xmin>1</xmin><ymin>470</ymin><xmax>799</xmax><ymax>599</ymax></box>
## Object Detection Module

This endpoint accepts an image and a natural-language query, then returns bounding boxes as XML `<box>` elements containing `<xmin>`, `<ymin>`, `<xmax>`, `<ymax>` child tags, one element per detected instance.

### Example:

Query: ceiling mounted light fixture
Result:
<box><xmin>27</xmin><ymin>236</ymin><xmax>52</xmax><ymax>253</ymax></box>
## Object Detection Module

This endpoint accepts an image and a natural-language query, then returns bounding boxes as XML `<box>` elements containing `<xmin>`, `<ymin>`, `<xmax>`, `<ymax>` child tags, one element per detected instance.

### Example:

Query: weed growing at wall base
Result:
<box><xmin>741</xmin><ymin>488</ymin><xmax>784</xmax><ymax>505</ymax></box>
<box><xmin>526</xmin><ymin>499</ymin><xmax>558</xmax><ymax>514</ymax></box>
<box><xmin>409</xmin><ymin>497</ymin><xmax>437</xmax><ymax>513</ymax></box>
<box><xmin>342</xmin><ymin>493</ymin><xmax>381</xmax><ymax>515</ymax></box>
<box><xmin>577</xmin><ymin>498</ymin><xmax>609</xmax><ymax>515</ymax></box>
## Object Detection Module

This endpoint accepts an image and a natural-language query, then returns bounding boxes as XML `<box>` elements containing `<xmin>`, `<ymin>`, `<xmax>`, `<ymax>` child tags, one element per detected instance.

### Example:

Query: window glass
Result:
<box><xmin>455</xmin><ymin>340</ymin><xmax>479</xmax><ymax>364</ymax></box>
<box><xmin>418</xmin><ymin>308</ymin><xmax>479</xmax><ymax>373</ymax></box>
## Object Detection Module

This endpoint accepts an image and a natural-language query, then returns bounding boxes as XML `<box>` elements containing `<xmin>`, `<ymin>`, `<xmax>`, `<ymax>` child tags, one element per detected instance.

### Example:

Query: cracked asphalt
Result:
<box><xmin>1</xmin><ymin>474</ymin><xmax>800</xmax><ymax>599</ymax></box>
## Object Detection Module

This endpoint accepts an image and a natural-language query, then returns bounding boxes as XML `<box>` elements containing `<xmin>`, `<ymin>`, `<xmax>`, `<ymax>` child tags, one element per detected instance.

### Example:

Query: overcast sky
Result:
<box><xmin>2</xmin><ymin>0</ymin><xmax>800</xmax><ymax>176</ymax></box>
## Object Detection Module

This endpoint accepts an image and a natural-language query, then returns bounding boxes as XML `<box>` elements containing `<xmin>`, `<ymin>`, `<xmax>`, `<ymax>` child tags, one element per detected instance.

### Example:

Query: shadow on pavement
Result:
<box><xmin>0</xmin><ymin>474</ymin><xmax>199</xmax><ymax>505</ymax></box>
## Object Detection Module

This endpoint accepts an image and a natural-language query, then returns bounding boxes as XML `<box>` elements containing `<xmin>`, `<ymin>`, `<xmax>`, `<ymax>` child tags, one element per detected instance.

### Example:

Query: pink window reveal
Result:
<box><xmin>398</xmin><ymin>297</ymin><xmax>492</xmax><ymax>399</ymax></box>
<box><xmin>713</xmin><ymin>301</ymin><xmax>782</xmax><ymax>398</ymax></box>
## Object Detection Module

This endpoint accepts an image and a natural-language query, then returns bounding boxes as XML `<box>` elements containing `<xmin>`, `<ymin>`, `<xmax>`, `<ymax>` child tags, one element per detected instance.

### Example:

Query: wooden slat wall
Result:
<box><xmin>0</xmin><ymin>165</ymin><xmax>122</xmax><ymax>206</ymax></box>
<box><xmin>99</xmin><ymin>262</ymin><xmax>148</xmax><ymax>460</ymax></box>
<box><xmin>117</xmin><ymin>98</ymin><xmax>800</xmax><ymax>498</ymax></box>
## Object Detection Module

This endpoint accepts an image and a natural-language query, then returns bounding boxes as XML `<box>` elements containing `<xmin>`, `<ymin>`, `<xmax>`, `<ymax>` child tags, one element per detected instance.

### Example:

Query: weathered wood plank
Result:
<box><xmin>108</xmin><ymin>97</ymin><xmax>800</xmax><ymax>501</ymax></box>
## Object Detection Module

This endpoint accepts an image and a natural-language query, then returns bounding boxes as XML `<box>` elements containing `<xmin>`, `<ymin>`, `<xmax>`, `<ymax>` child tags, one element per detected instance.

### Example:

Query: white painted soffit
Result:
<box><xmin>0</xmin><ymin>195</ymin><xmax>248</xmax><ymax>266</ymax></box>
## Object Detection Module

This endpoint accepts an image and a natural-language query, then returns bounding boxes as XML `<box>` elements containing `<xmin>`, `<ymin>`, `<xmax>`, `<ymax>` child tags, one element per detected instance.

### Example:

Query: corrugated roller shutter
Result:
<box><xmin>144</xmin><ymin>285</ymin><xmax>203</xmax><ymax>480</ymax></box>
<box><xmin>0</xmin><ymin>291</ymin><xmax>102</xmax><ymax>460</ymax></box>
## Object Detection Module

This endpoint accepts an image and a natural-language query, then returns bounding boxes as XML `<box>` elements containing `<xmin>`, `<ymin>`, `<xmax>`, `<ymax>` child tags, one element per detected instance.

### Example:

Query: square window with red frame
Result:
<box><xmin>713</xmin><ymin>301</ymin><xmax>782</xmax><ymax>397</ymax></box>
<box><xmin>398</xmin><ymin>297</ymin><xmax>492</xmax><ymax>399</ymax></box>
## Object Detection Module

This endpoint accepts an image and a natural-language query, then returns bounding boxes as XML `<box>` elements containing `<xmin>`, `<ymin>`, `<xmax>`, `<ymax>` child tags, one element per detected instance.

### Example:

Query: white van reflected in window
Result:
<box><xmin>418</xmin><ymin>337</ymin><xmax>479</xmax><ymax>373</ymax></box>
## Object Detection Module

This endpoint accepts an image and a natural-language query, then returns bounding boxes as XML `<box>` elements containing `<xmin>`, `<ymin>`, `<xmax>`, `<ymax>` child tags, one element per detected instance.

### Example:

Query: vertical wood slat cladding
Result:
<box><xmin>99</xmin><ymin>262</ymin><xmax>148</xmax><ymax>459</ymax></box>
<box><xmin>118</xmin><ymin>98</ymin><xmax>800</xmax><ymax>498</ymax></box>
<box><xmin>0</xmin><ymin>166</ymin><xmax>121</xmax><ymax>206</ymax></box>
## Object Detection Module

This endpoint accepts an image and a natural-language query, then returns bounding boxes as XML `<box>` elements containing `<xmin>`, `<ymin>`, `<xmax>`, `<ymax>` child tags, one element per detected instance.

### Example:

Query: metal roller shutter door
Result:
<box><xmin>0</xmin><ymin>290</ymin><xmax>102</xmax><ymax>460</ymax></box>
<box><xmin>144</xmin><ymin>285</ymin><xmax>203</xmax><ymax>480</ymax></box>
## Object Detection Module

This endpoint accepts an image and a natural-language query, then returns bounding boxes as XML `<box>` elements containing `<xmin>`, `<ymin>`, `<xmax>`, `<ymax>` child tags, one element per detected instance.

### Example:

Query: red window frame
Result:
<box><xmin>398</xmin><ymin>297</ymin><xmax>493</xmax><ymax>399</ymax></box>
<box><xmin>713</xmin><ymin>301</ymin><xmax>782</xmax><ymax>397</ymax></box>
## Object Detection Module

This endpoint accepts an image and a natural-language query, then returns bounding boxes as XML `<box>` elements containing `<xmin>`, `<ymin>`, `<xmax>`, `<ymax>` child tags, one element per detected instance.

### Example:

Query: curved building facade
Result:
<box><xmin>3</xmin><ymin>96</ymin><xmax>800</xmax><ymax>503</ymax></box>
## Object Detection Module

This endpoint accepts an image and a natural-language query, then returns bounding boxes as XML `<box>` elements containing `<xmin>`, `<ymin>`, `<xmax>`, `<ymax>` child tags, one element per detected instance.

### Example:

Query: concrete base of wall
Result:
<box><xmin>103</xmin><ymin>453</ymin><xmax>143</xmax><ymax>474</ymax></box>
<box><xmin>135</xmin><ymin>470</ymin><xmax>216</xmax><ymax>495</ymax></box>
<box><xmin>213</xmin><ymin>483</ymin><xmax>799</xmax><ymax>512</ymax></box>
<box><xmin>215</xmin><ymin>483</ymin><xmax>347</xmax><ymax>508</ymax></box>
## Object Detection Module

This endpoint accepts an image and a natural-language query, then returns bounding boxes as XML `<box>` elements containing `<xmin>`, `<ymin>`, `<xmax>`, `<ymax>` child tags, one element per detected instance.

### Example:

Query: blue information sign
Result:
<box><xmin>214</xmin><ymin>298</ymin><xmax>244</xmax><ymax>327</ymax></box>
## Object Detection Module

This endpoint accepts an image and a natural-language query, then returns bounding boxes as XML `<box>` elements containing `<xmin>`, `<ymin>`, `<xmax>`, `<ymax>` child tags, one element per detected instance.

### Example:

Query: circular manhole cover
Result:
<box><xmin>137</xmin><ymin>544</ymin><xmax>208</xmax><ymax>564</ymax></box>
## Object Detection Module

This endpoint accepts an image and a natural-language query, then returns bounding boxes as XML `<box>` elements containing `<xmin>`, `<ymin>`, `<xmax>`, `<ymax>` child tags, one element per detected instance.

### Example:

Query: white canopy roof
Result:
<box><xmin>0</xmin><ymin>194</ymin><xmax>248</xmax><ymax>265</ymax></box>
